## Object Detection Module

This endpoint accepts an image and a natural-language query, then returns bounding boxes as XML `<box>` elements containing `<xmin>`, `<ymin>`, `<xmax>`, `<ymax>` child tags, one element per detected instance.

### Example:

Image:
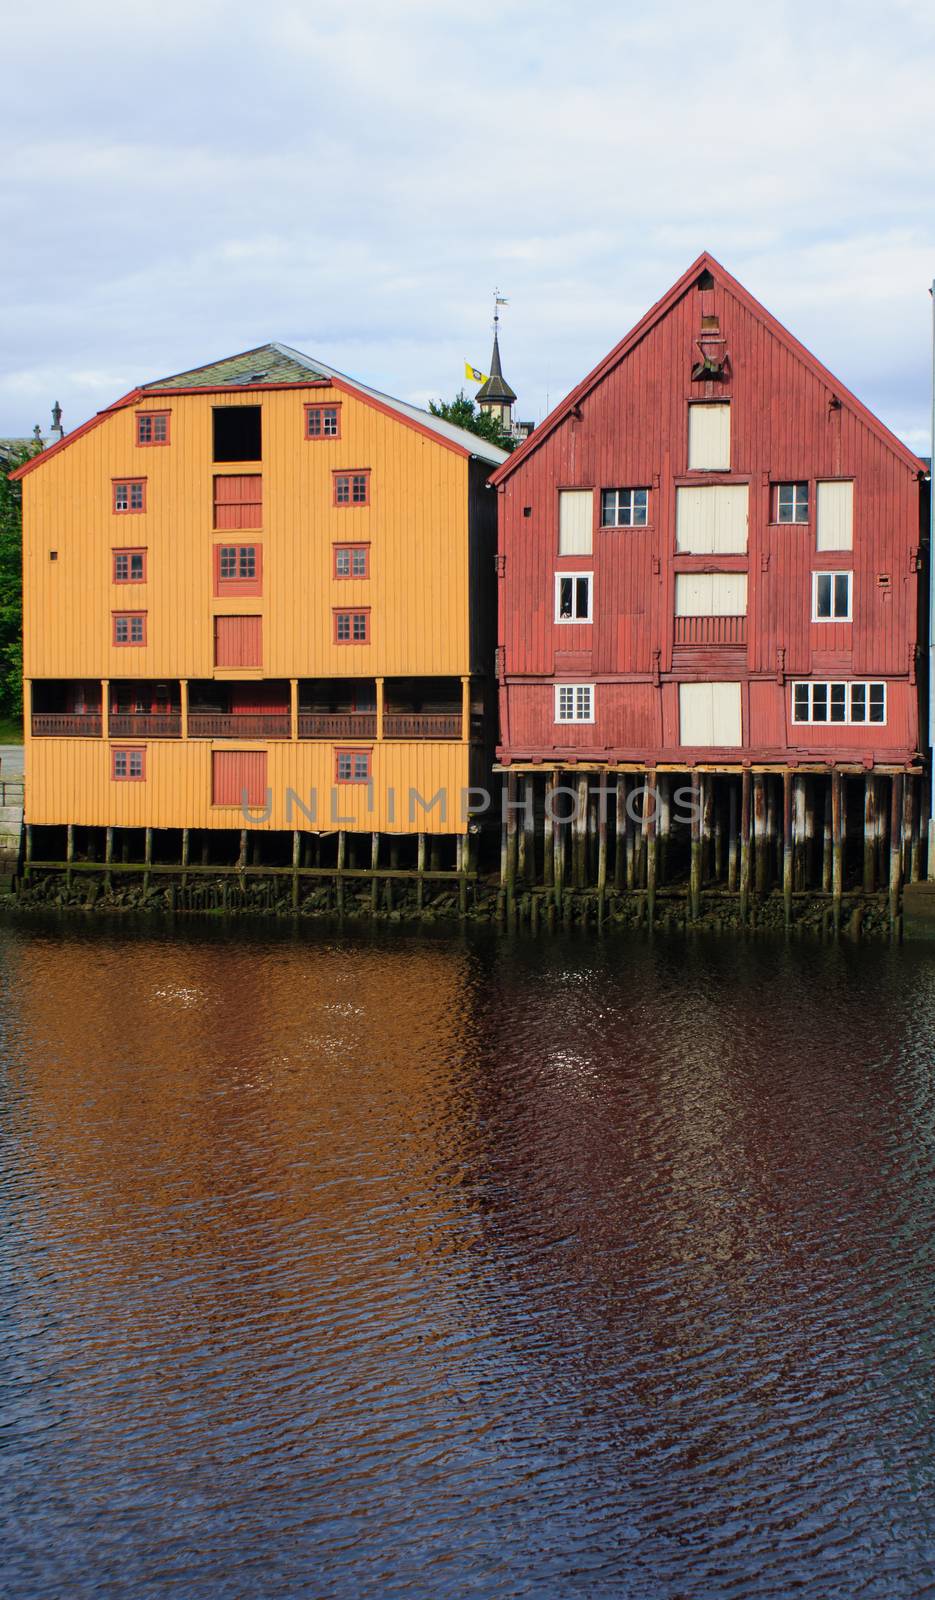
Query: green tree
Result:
<box><xmin>0</xmin><ymin>442</ymin><xmax>40</xmax><ymax>723</ymax></box>
<box><xmin>429</xmin><ymin>390</ymin><xmax>515</xmax><ymax>453</ymax></box>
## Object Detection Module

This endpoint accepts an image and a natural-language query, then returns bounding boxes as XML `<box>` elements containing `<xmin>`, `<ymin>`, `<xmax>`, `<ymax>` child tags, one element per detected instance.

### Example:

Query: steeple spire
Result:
<box><xmin>475</xmin><ymin>290</ymin><xmax>517</xmax><ymax>420</ymax></box>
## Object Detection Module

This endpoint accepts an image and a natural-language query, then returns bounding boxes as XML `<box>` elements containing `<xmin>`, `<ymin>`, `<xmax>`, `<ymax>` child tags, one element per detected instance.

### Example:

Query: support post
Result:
<box><xmin>457</xmin><ymin>834</ymin><xmax>467</xmax><ymax>915</ymax></box>
<box><xmin>890</xmin><ymin>773</ymin><xmax>904</xmax><ymax>935</ymax></box>
<box><xmin>614</xmin><ymin>775</ymin><xmax>627</xmax><ymax>890</ymax></box>
<box><xmin>863</xmin><ymin>773</ymin><xmax>877</xmax><ymax>893</ymax></box>
<box><xmin>505</xmin><ymin>773</ymin><xmax>518</xmax><ymax>901</ymax></box>
<box><xmin>822</xmin><ymin>778</ymin><xmax>832</xmax><ymax>893</ymax></box>
<box><xmin>290</xmin><ymin>678</ymin><xmax>299</xmax><ymax>742</ymax></box>
<box><xmin>597</xmin><ymin>779</ymin><xmax>608</xmax><ymax>921</ymax></box>
<box><xmin>783</xmin><ymin>768</ymin><xmax>793</xmax><ymax>929</ymax></box>
<box><xmin>371</xmin><ymin>831</ymin><xmax>379</xmax><ymax>911</ymax></box>
<box><xmin>105</xmin><ymin>826</ymin><xmax>114</xmax><ymax>892</ymax></box>
<box><xmin>832</xmin><ymin>770</ymin><xmax>843</xmax><ymax>933</ymax></box>
<box><xmin>644</xmin><ymin>769</ymin><xmax>657</xmax><ymax>928</ymax></box>
<box><xmin>461</xmin><ymin>676</ymin><xmax>471</xmax><ymax>743</ymax></box>
<box><xmin>65</xmin><ymin>823</ymin><xmax>75</xmax><ymax>887</ymax></box>
<box><xmin>336</xmin><ymin>829</ymin><xmax>346</xmax><ymax>913</ymax></box>
<box><xmin>753</xmin><ymin>774</ymin><xmax>768</xmax><ymax>896</ymax></box>
<box><xmin>521</xmin><ymin>775</ymin><xmax>535</xmax><ymax>886</ymax></box>
<box><xmin>690</xmin><ymin>769</ymin><xmax>702</xmax><ymax>921</ymax></box>
<box><xmin>739</xmin><ymin>769</ymin><xmax>751</xmax><ymax>925</ymax></box>
<box><xmin>554</xmin><ymin>780</ymin><xmax>566</xmax><ymax>912</ymax></box>
<box><xmin>144</xmin><ymin>825</ymin><xmax>153</xmax><ymax>896</ymax></box>
<box><xmin>793</xmin><ymin>775</ymin><xmax>806</xmax><ymax>892</ymax></box>
<box><xmin>657</xmin><ymin>774</ymin><xmax>670</xmax><ymax>885</ymax></box>
<box><xmin>375</xmin><ymin>678</ymin><xmax>384</xmax><ymax>742</ymax></box>
<box><xmin>180</xmin><ymin>678</ymin><xmax>189</xmax><ymax>740</ymax></box>
<box><xmin>292</xmin><ymin>829</ymin><xmax>301</xmax><ymax>911</ymax></box>
<box><xmin>701</xmin><ymin>773</ymin><xmax>715</xmax><ymax>885</ymax></box>
<box><xmin>543</xmin><ymin>774</ymin><xmax>555</xmax><ymax>890</ymax></box>
<box><xmin>727</xmin><ymin>779</ymin><xmax>739</xmax><ymax>893</ymax></box>
<box><xmin>575</xmin><ymin>774</ymin><xmax>588</xmax><ymax>888</ymax></box>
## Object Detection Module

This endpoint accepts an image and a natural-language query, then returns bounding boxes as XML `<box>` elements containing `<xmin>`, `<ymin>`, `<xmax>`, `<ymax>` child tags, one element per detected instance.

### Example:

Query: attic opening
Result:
<box><xmin>696</xmin><ymin>269</ymin><xmax>715</xmax><ymax>291</ymax></box>
<box><xmin>213</xmin><ymin>406</ymin><xmax>262</xmax><ymax>463</ymax></box>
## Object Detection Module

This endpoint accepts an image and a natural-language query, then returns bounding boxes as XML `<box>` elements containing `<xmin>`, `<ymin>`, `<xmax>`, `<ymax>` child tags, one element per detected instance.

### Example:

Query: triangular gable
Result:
<box><xmin>491</xmin><ymin>251</ymin><xmax>927</xmax><ymax>484</ymax></box>
<box><xmin>143</xmin><ymin>343</ymin><xmax>328</xmax><ymax>390</ymax></box>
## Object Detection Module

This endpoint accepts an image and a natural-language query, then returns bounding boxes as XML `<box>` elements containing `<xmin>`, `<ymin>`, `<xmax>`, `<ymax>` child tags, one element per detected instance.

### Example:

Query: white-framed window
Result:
<box><xmin>812</xmin><ymin>570</ymin><xmax>852</xmax><ymax>621</ymax></box>
<box><xmin>601</xmin><ymin>487</ymin><xmax>648</xmax><ymax>527</ymax></box>
<box><xmin>791</xmin><ymin>681</ymin><xmax>886</xmax><ymax>724</ymax></box>
<box><xmin>555</xmin><ymin>684</ymin><xmax>594</xmax><ymax>723</ymax></box>
<box><xmin>555</xmin><ymin>572</ymin><xmax>593</xmax><ymax>623</ymax></box>
<box><xmin>775</xmin><ymin>482</ymin><xmax>809</xmax><ymax>523</ymax></box>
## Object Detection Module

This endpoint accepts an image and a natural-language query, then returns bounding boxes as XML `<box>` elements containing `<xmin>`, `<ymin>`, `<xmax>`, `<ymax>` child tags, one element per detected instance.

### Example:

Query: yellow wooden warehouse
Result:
<box><xmin>13</xmin><ymin>343</ymin><xmax>506</xmax><ymax>876</ymax></box>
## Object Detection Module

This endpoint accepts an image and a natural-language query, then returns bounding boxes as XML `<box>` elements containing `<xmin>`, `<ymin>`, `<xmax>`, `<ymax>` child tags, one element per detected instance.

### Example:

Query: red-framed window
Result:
<box><xmin>113</xmin><ymin>478</ymin><xmax>146</xmax><ymax>513</ymax></box>
<box><xmin>213</xmin><ymin>543</ymin><xmax>262</xmax><ymax>597</ymax></box>
<box><xmin>136</xmin><ymin>411</ymin><xmax>170</xmax><ymax>446</ymax></box>
<box><xmin>305</xmin><ymin>404</ymin><xmax>341</xmax><ymax>440</ymax></box>
<box><xmin>213</xmin><ymin>474</ymin><xmax>262</xmax><ymax>530</ymax></box>
<box><xmin>333</xmin><ymin>470</ymin><xmax>370</xmax><ymax>506</ymax></box>
<box><xmin>112</xmin><ymin>548</ymin><xmax>146</xmax><ymax>583</ymax></box>
<box><xmin>335</xmin><ymin>748</ymin><xmax>372</xmax><ymax>783</ymax></box>
<box><xmin>333</xmin><ymin>543</ymin><xmax>369</xmax><ymax>579</ymax></box>
<box><xmin>113</xmin><ymin>611</ymin><xmax>147</xmax><ymax>646</ymax></box>
<box><xmin>333</xmin><ymin>608</ymin><xmax>370</xmax><ymax>644</ymax></box>
<box><xmin>112</xmin><ymin>746</ymin><xmax>146</xmax><ymax>780</ymax></box>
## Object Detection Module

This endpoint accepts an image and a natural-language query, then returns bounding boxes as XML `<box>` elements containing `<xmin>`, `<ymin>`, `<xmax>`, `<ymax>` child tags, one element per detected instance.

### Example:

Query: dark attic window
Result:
<box><xmin>213</xmin><ymin>405</ymin><xmax>262</xmax><ymax>462</ymax></box>
<box><xmin>696</xmin><ymin>269</ymin><xmax>715</xmax><ymax>291</ymax></box>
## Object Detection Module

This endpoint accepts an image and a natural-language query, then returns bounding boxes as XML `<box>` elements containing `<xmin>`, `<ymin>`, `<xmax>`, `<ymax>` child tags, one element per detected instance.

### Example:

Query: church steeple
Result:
<box><xmin>475</xmin><ymin>295</ymin><xmax>517</xmax><ymax>431</ymax></box>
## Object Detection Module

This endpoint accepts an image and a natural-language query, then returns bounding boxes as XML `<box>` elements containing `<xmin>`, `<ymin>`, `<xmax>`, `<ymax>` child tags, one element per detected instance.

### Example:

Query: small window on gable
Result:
<box><xmin>306</xmin><ymin>404</ymin><xmax>341</xmax><ymax>440</ymax></box>
<box><xmin>775</xmin><ymin>482</ymin><xmax>809</xmax><ymax>523</ymax></box>
<box><xmin>136</xmin><ymin>412</ymin><xmax>170</xmax><ymax>446</ymax></box>
<box><xmin>213</xmin><ymin>406</ymin><xmax>262</xmax><ymax>462</ymax></box>
<box><xmin>113</xmin><ymin>549</ymin><xmax>146</xmax><ymax>583</ymax></box>
<box><xmin>555</xmin><ymin>573</ymin><xmax>593</xmax><ymax>623</ymax></box>
<box><xmin>112</xmin><ymin>747</ymin><xmax>146</xmax><ymax>781</ymax></box>
<box><xmin>601</xmin><ymin>488</ymin><xmax>648</xmax><ymax>527</ymax></box>
<box><xmin>335</xmin><ymin>748</ymin><xmax>372</xmax><ymax>783</ymax></box>
<box><xmin>113</xmin><ymin>479</ymin><xmax>146</xmax><ymax>513</ymax></box>
<box><xmin>333</xmin><ymin>470</ymin><xmax>370</xmax><ymax>506</ymax></box>
<box><xmin>333</xmin><ymin>544</ymin><xmax>369</xmax><ymax>578</ymax></box>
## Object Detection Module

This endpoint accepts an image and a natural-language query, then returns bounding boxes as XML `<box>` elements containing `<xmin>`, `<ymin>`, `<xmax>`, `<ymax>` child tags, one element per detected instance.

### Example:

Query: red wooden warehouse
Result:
<box><xmin>490</xmin><ymin>253</ymin><xmax>929</xmax><ymax>919</ymax></box>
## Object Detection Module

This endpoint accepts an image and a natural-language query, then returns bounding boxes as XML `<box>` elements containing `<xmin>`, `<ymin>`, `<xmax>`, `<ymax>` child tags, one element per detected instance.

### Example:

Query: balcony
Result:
<box><xmin>32</xmin><ymin>713</ymin><xmax>102</xmax><ymax>738</ymax></box>
<box><xmin>188</xmin><ymin>713</ymin><xmax>291</xmax><ymax>739</ymax></box>
<box><xmin>108</xmin><ymin>713</ymin><xmax>181</xmax><ymax>738</ymax></box>
<box><xmin>382</xmin><ymin>712</ymin><xmax>462</xmax><ymax>739</ymax></box>
<box><xmin>674</xmin><ymin>615</ymin><xmax>747</xmax><ymax>646</ymax></box>
<box><xmin>299</xmin><ymin>712</ymin><xmax>377</xmax><ymax>739</ymax></box>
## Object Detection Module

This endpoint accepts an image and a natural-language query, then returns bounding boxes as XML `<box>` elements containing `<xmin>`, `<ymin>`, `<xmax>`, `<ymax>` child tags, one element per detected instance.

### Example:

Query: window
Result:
<box><xmin>558</xmin><ymin>489</ymin><xmax>593</xmax><ymax>554</ymax></box>
<box><xmin>333</xmin><ymin>470</ymin><xmax>370</xmax><ymax>506</ymax></box>
<box><xmin>113</xmin><ymin>479</ymin><xmax>146</xmax><ymax>513</ymax></box>
<box><xmin>112</xmin><ymin>747</ymin><xmax>145</xmax><ymax>781</ymax></box>
<box><xmin>214</xmin><ymin>544</ymin><xmax>262</xmax><ymax>597</ymax></box>
<box><xmin>554</xmin><ymin>684</ymin><xmax>594</xmax><ymax>723</ymax></box>
<box><xmin>213</xmin><ymin>406</ymin><xmax>261</xmax><ymax>462</ymax></box>
<box><xmin>816</xmin><ymin>480</ymin><xmax>854</xmax><ymax>551</ymax></box>
<box><xmin>555</xmin><ymin>573</ymin><xmax>593</xmax><ymax>623</ymax></box>
<box><xmin>214</xmin><ymin>475</ymin><xmax>262</xmax><ymax>530</ymax></box>
<box><xmin>212</xmin><ymin>750</ymin><xmax>268</xmax><ymax>807</ymax></box>
<box><xmin>334</xmin><ymin>609</ymin><xmax>370</xmax><ymax>643</ymax></box>
<box><xmin>813</xmin><ymin>570</ymin><xmax>852</xmax><ymax>621</ymax></box>
<box><xmin>792</xmin><ymin>681</ymin><xmax>886</xmax><ymax>724</ymax></box>
<box><xmin>333</xmin><ymin>544</ymin><xmax>370</xmax><ymax>579</ymax></box>
<box><xmin>601</xmin><ymin>488</ymin><xmax>648</xmax><ymax>527</ymax></box>
<box><xmin>676</xmin><ymin>484</ymin><xmax>749</xmax><ymax>553</ymax></box>
<box><xmin>687</xmin><ymin>402</ymin><xmax>730</xmax><ymax>470</ymax></box>
<box><xmin>214</xmin><ymin>615</ymin><xmax>262</xmax><ymax>668</ymax></box>
<box><xmin>113</xmin><ymin>548</ymin><xmax>146</xmax><ymax>583</ymax></box>
<box><xmin>775</xmin><ymin>482</ymin><xmax>809</xmax><ymax>523</ymax></box>
<box><xmin>679</xmin><ymin>682</ymin><xmax>742</xmax><ymax>747</ymax></box>
<box><xmin>136</xmin><ymin>412</ymin><xmax>170</xmax><ymax>446</ymax></box>
<box><xmin>113</xmin><ymin>611</ymin><xmax>146</xmax><ymax>645</ymax></box>
<box><xmin>306</xmin><ymin>404</ymin><xmax>341</xmax><ymax>439</ymax></box>
<box><xmin>335</xmin><ymin>748</ymin><xmax>372</xmax><ymax>783</ymax></box>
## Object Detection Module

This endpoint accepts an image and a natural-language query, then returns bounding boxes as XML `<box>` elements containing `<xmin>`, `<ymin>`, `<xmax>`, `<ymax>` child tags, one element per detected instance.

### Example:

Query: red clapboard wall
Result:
<box><xmin>491</xmin><ymin>252</ymin><xmax>927</xmax><ymax>770</ymax></box>
<box><xmin>214</xmin><ymin>615</ymin><xmax>263</xmax><ymax>668</ymax></box>
<box><xmin>211</xmin><ymin>750</ymin><xmax>268</xmax><ymax>807</ymax></box>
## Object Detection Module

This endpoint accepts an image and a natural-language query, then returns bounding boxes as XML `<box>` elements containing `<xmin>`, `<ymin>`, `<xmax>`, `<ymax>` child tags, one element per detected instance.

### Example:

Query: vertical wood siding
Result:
<box><xmin>214</xmin><ymin>615</ymin><xmax>263</xmax><ymax>668</ymax></box>
<box><xmin>497</xmin><ymin>266</ymin><xmax>923</xmax><ymax>768</ymax></box>
<box><xmin>212</xmin><ymin>749</ymin><xmax>267</xmax><ymax>806</ymax></box>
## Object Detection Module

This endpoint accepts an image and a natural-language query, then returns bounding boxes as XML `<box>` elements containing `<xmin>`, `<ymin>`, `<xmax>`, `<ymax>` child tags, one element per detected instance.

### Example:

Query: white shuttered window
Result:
<box><xmin>679</xmin><ymin>682</ymin><xmax>743</xmax><ymax>747</ymax></box>
<box><xmin>688</xmin><ymin>403</ymin><xmax>731</xmax><ymax>470</ymax></box>
<box><xmin>816</xmin><ymin>481</ymin><xmax>854</xmax><ymax>551</ymax></box>
<box><xmin>674</xmin><ymin>573</ymin><xmax>748</xmax><ymax>616</ymax></box>
<box><xmin>558</xmin><ymin>490</ymin><xmax>594</xmax><ymax>555</ymax></box>
<box><xmin>676</xmin><ymin>485</ymin><xmax>749</xmax><ymax>553</ymax></box>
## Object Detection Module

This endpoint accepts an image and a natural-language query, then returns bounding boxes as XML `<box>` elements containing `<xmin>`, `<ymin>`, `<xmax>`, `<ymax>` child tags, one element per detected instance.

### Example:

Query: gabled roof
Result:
<box><xmin>12</xmin><ymin>341</ymin><xmax>508</xmax><ymax>481</ymax></box>
<box><xmin>491</xmin><ymin>252</ymin><xmax>927</xmax><ymax>485</ymax></box>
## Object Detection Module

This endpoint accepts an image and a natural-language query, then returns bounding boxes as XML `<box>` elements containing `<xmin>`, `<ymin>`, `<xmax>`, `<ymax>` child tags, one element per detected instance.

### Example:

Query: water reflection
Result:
<box><xmin>1</xmin><ymin>918</ymin><xmax>935</xmax><ymax>1598</ymax></box>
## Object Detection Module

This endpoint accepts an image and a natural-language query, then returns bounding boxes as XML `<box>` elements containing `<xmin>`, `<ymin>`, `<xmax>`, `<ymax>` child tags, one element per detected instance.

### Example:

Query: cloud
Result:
<box><xmin>2</xmin><ymin>0</ymin><xmax>934</xmax><ymax>444</ymax></box>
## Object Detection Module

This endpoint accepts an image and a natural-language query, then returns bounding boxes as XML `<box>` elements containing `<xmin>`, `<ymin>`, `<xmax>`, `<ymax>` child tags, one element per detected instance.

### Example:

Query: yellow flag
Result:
<box><xmin>465</xmin><ymin>361</ymin><xmax>489</xmax><ymax>385</ymax></box>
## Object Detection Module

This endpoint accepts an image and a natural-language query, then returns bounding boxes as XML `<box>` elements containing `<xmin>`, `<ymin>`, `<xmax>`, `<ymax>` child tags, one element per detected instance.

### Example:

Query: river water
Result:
<box><xmin>1</xmin><ymin>915</ymin><xmax>934</xmax><ymax>1599</ymax></box>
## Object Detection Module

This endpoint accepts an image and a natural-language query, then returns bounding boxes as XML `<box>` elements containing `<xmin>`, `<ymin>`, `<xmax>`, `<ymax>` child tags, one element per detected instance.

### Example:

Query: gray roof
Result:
<box><xmin>145</xmin><ymin>341</ymin><xmax>508</xmax><ymax>466</ymax></box>
<box><xmin>475</xmin><ymin>331</ymin><xmax>517</xmax><ymax>405</ymax></box>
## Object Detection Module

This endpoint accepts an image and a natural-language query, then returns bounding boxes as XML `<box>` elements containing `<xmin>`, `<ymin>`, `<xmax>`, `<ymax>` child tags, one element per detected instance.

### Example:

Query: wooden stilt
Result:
<box><xmin>575</xmin><ymin>774</ymin><xmax>588</xmax><ymax>888</ymax></box>
<box><xmin>727</xmin><ymin>779</ymin><xmax>739</xmax><ymax>893</ymax></box>
<box><xmin>554</xmin><ymin>788</ymin><xmax>566</xmax><ymax>912</ymax></box>
<box><xmin>597</xmin><ymin>780</ymin><xmax>608</xmax><ymax>919</ymax></box>
<box><xmin>371</xmin><ymin>831</ymin><xmax>380</xmax><ymax>911</ymax></box>
<box><xmin>336</xmin><ymin>829</ymin><xmax>345</xmax><ymax>913</ymax></box>
<box><xmin>765</xmin><ymin>776</ymin><xmax>777</xmax><ymax>891</ymax></box>
<box><xmin>505</xmin><ymin>773</ymin><xmax>518</xmax><ymax>899</ymax></box>
<box><xmin>657</xmin><ymin>774</ymin><xmax>670</xmax><ymax>885</ymax></box>
<box><xmin>714</xmin><ymin>779</ymin><xmax>724</xmax><ymax>883</ymax></box>
<box><xmin>782</xmin><ymin>768</ymin><xmax>793</xmax><ymax>928</ymax></box>
<box><xmin>543</xmin><ymin>774</ymin><xmax>555</xmax><ymax>890</ymax></box>
<box><xmin>292</xmin><ymin>830</ymin><xmax>301</xmax><ymax>911</ymax></box>
<box><xmin>104</xmin><ymin>826</ymin><xmax>114</xmax><ymax>892</ymax></box>
<box><xmin>644</xmin><ymin>770</ymin><xmax>657</xmax><ymax>927</ymax></box>
<box><xmin>831</xmin><ymin>771</ymin><xmax>843</xmax><ymax>934</ymax></box>
<box><xmin>753</xmin><ymin>774</ymin><xmax>768</xmax><ymax>896</ymax></box>
<box><xmin>520</xmin><ymin>776</ymin><xmax>534</xmax><ymax>885</ymax></box>
<box><xmin>739</xmin><ymin>769</ymin><xmax>751</xmax><ymax>924</ymax></box>
<box><xmin>457</xmin><ymin>835</ymin><xmax>467</xmax><ymax>915</ymax></box>
<box><xmin>804</xmin><ymin>778</ymin><xmax>818</xmax><ymax>888</ymax></box>
<box><xmin>180</xmin><ymin>827</ymin><xmax>189</xmax><ymax>889</ymax></box>
<box><xmin>793</xmin><ymin>776</ymin><xmax>806</xmax><ymax>892</ymax></box>
<box><xmin>144</xmin><ymin>825</ymin><xmax>154</xmax><ymax>896</ymax></box>
<box><xmin>701</xmin><ymin>774</ymin><xmax>715</xmax><ymax>885</ymax></box>
<box><xmin>65</xmin><ymin>823</ymin><xmax>75</xmax><ymax>887</ymax></box>
<box><xmin>822</xmin><ymin>778</ymin><xmax>832</xmax><ymax>894</ymax></box>
<box><xmin>614</xmin><ymin>774</ymin><xmax>626</xmax><ymax>891</ymax></box>
<box><xmin>690</xmin><ymin>769</ymin><xmax>702</xmax><ymax>921</ymax></box>
<box><xmin>902</xmin><ymin>772</ymin><xmax>914</xmax><ymax>884</ymax></box>
<box><xmin>863</xmin><ymin>774</ymin><xmax>877</xmax><ymax>893</ymax></box>
<box><xmin>910</xmin><ymin>775</ymin><xmax>923</xmax><ymax>883</ymax></box>
<box><xmin>417</xmin><ymin>831</ymin><xmax>426</xmax><ymax>911</ymax></box>
<box><xmin>876</xmin><ymin>777</ymin><xmax>888</xmax><ymax>888</ymax></box>
<box><xmin>890</xmin><ymin>774</ymin><xmax>903</xmax><ymax>935</ymax></box>
<box><xmin>625</xmin><ymin>776</ymin><xmax>637</xmax><ymax>890</ymax></box>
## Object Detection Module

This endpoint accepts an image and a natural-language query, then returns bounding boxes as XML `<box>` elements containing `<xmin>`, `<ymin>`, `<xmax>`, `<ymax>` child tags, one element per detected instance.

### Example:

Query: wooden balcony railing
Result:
<box><xmin>31</xmin><ymin>713</ymin><xmax>102</xmax><ymax>737</ymax></box>
<box><xmin>188</xmin><ymin>713</ymin><xmax>291</xmax><ymax>739</ymax></box>
<box><xmin>298</xmin><ymin>713</ymin><xmax>378</xmax><ymax>739</ymax></box>
<box><xmin>383</xmin><ymin>713</ymin><xmax>462</xmax><ymax>739</ymax></box>
<box><xmin>108</xmin><ymin>713</ymin><xmax>181</xmax><ymax>738</ymax></box>
<box><xmin>674</xmin><ymin>614</ymin><xmax>747</xmax><ymax>646</ymax></box>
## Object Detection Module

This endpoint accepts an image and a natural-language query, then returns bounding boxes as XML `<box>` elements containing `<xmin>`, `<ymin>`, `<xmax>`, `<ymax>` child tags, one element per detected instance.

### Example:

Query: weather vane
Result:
<box><xmin>493</xmin><ymin>289</ymin><xmax>509</xmax><ymax>335</ymax></box>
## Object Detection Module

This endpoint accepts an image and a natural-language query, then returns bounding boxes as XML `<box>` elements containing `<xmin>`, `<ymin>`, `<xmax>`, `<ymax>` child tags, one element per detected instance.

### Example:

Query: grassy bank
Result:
<box><xmin>0</xmin><ymin>717</ymin><xmax>23</xmax><ymax>744</ymax></box>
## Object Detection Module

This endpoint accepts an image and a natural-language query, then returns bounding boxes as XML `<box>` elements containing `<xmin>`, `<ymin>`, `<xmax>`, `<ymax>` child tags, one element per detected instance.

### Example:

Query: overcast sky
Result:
<box><xmin>3</xmin><ymin>0</ymin><xmax>935</xmax><ymax>450</ymax></box>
